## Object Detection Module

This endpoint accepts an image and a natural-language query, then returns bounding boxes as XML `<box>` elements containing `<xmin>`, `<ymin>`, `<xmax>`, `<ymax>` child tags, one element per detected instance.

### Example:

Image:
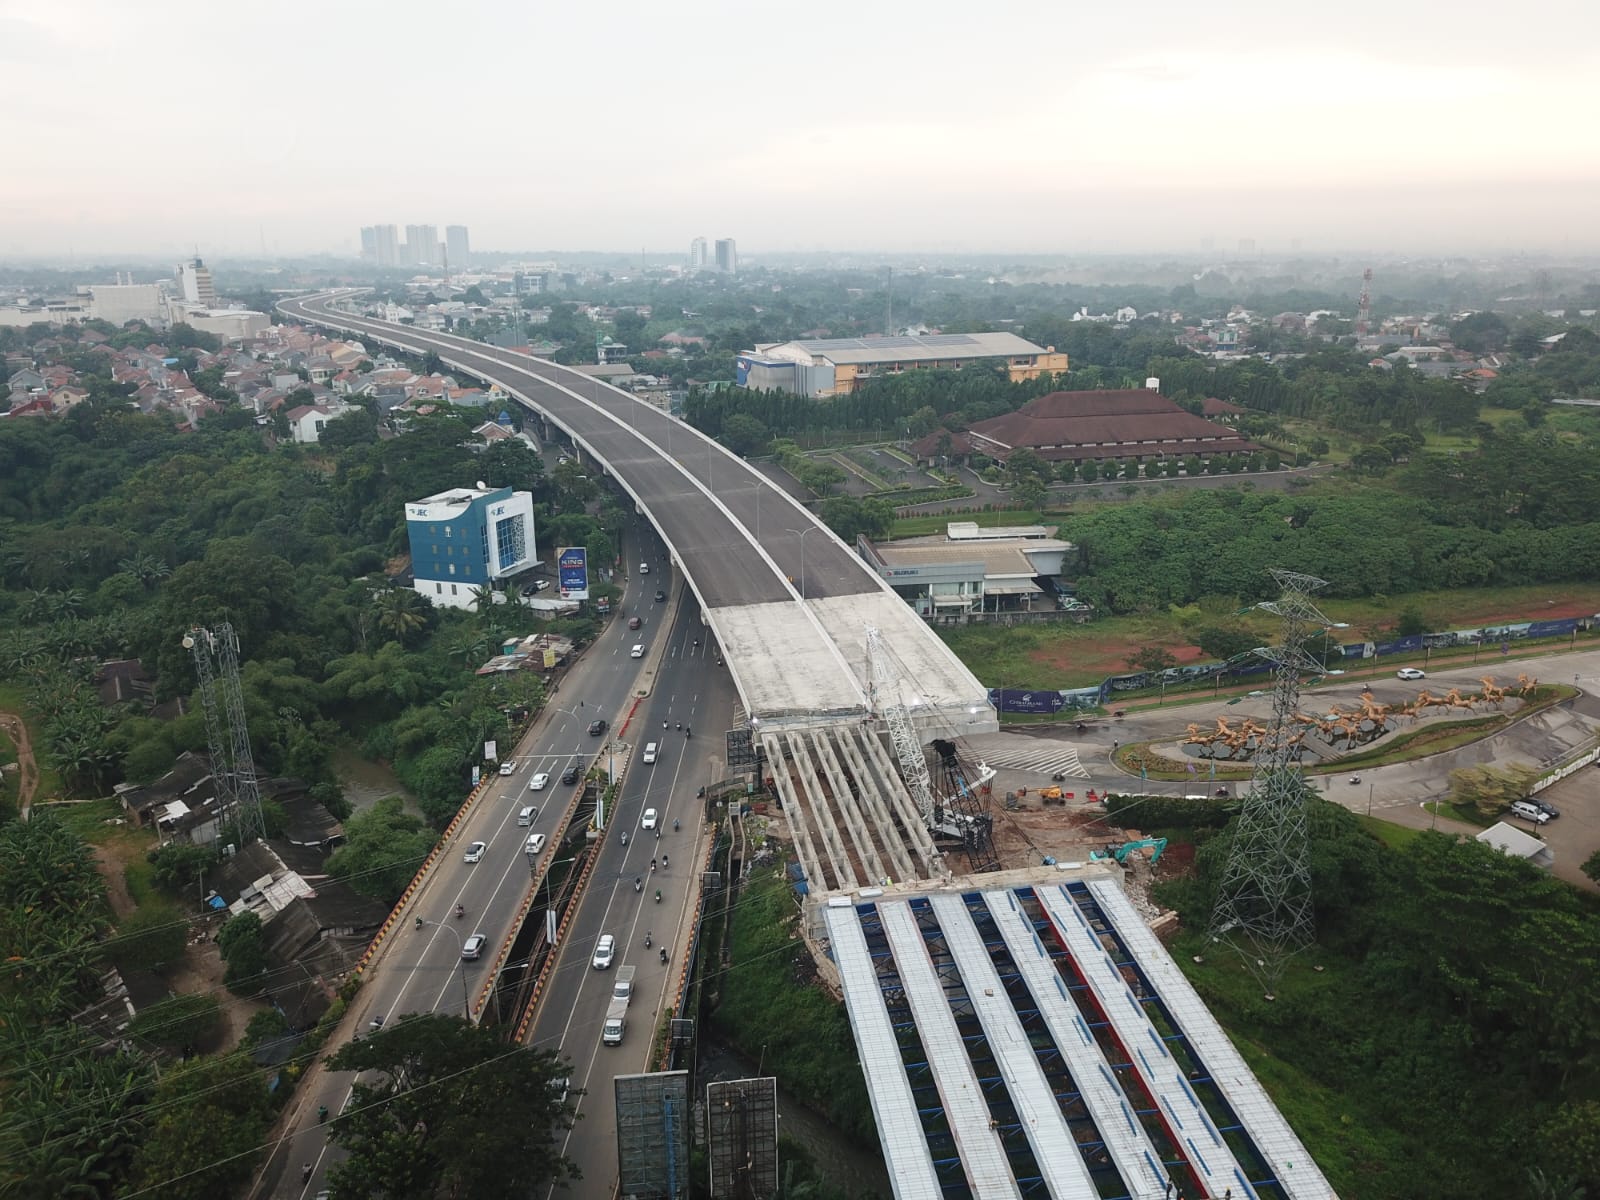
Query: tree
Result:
<box><xmin>147</xmin><ymin>842</ymin><xmax>220</xmax><ymax>895</ymax></box>
<box><xmin>327</xmin><ymin>796</ymin><xmax>439</xmax><ymax>903</ymax></box>
<box><xmin>126</xmin><ymin>991</ymin><xmax>222</xmax><ymax>1053</ymax></box>
<box><xmin>1583</xmin><ymin>850</ymin><xmax>1600</xmax><ymax>886</ymax></box>
<box><xmin>1446</xmin><ymin>763</ymin><xmax>1539</xmax><ymax>817</ymax></box>
<box><xmin>217</xmin><ymin>910</ymin><xmax>268</xmax><ymax>993</ymax></box>
<box><xmin>373</xmin><ymin>587</ymin><xmax>433</xmax><ymax>645</ymax></box>
<box><xmin>722</xmin><ymin>412</ymin><xmax>772</xmax><ymax>456</ymax></box>
<box><xmin>126</xmin><ymin>1053</ymin><xmax>273</xmax><ymax>1200</ymax></box>
<box><xmin>324</xmin><ymin>1014</ymin><xmax>579</xmax><ymax>1200</ymax></box>
<box><xmin>1079</xmin><ymin>460</ymin><xmax>1099</xmax><ymax>482</ymax></box>
<box><xmin>1191</xmin><ymin>622</ymin><xmax>1259</xmax><ymax>662</ymax></box>
<box><xmin>1125</xmin><ymin>646</ymin><xmax>1178</xmax><ymax>674</ymax></box>
<box><xmin>112</xmin><ymin>901</ymin><xmax>188</xmax><ymax>972</ymax></box>
<box><xmin>1012</xmin><ymin>474</ymin><xmax>1047</xmax><ymax>513</ymax></box>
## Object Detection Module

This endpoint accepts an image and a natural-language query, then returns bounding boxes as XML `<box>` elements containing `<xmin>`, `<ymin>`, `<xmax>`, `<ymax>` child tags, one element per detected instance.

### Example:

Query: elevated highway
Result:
<box><xmin>279</xmin><ymin>290</ymin><xmax>996</xmax><ymax>741</ymax></box>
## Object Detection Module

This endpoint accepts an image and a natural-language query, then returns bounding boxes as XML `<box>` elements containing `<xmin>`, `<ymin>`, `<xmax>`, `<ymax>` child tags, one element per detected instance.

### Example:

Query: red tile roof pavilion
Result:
<box><xmin>966</xmin><ymin>389</ymin><xmax>1257</xmax><ymax>464</ymax></box>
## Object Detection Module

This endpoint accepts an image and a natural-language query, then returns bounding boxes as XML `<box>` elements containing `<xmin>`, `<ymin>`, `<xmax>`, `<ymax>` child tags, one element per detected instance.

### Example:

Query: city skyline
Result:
<box><xmin>1</xmin><ymin>0</ymin><xmax>1597</xmax><ymax>257</ymax></box>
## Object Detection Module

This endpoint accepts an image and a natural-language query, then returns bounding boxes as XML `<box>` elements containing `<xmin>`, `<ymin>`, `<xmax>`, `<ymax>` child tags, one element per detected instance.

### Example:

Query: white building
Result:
<box><xmin>90</xmin><ymin>284</ymin><xmax>167</xmax><ymax>327</ymax></box>
<box><xmin>404</xmin><ymin>485</ymin><xmax>538</xmax><ymax>611</ymax></box>
<box><xmin>175</xmin><ymin>258</ymin><xmax>217</xmax><ymax>306</ymax></box>
<box><xmin>170</xmin><ymin>305</ymin><xmax>270</xmax><ymax>342</ymax></box>
<box><xmin>714</xmin><ymin>237</ymin><xmax>737</xmax><ymax>274</ymax></box>
<box><xmin>285</xmin><ymin>401</ymin><xmax>354</xmax><ymax>444</ymax></box>
<box><xmin>856</xmin><ymin>521</ymin><xmax>1078</xmax><ymax>621</ymax></box>
<box><xmin>689</xmin><ymin>237</ymin><xmax>708</xmax><ymax>270</ymax></box>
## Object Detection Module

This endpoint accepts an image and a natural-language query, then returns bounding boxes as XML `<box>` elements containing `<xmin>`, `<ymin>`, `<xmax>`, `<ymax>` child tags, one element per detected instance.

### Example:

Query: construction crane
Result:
<box><xmin>182</xmin><ymin>623</ymin><xmax>266</xmax><ymax>845</ymax></box>
<box><xmin>864</xmin><ymin>627</ymin><xmax>997</xmax><ymax>864</ymax></box>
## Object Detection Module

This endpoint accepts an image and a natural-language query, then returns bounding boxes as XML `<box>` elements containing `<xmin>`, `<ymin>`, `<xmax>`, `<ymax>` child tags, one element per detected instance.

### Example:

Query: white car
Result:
<box><xmin>591</xmin><ymin>933</ymin><xmax>615</xmax><ymax>970</ymax></box>
<box><xmin>498</xmin><ymin>761</ymin><xmax>515</xmax><ymax>776</ymax></box>
<box><xmin>530</xmin><ymin>773</ymin><xmax>549</xmax><ymax>791</ymax></box>
<box><xmin>641</xmin><ymin>808</ymin><xmax>658</xmax><ymax>830</ymax></box>
<box><xmin>630</xmin><ymin>644</ymin><xmax>645</xmax><ymax>658</ymax></box>
<box><xmin>1397</xmin><ymin>667</ymin><xmax>1426</xmax><ymax>681</ymax></box>
<box><xmin>463</xmin><ymin>841</ymin><xmax>487</xmax><ymax>864</ymax></box>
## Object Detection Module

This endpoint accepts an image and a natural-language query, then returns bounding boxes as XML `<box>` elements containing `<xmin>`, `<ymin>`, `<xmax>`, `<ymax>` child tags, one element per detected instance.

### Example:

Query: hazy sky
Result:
<box><xmin>3</xmin><ymin>0</ymin><xmax>1598</xmax><ymax>259</ymax></box>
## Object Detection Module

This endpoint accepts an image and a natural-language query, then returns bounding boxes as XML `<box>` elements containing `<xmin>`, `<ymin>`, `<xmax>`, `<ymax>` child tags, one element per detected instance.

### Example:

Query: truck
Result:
<box><xmin>612</xmin><ymin>965</ymin><xmax>636</xmax><ymax>1004</ymax></box>
<box><xmin>602</xmin><ymin>966</ymin><xmax>636</xmax><ymax>1045</ymax></box>
<box><xmin>602</xmin><ymin>998</ymin><xmax>628</xmax><ymax>1045</ymax></box>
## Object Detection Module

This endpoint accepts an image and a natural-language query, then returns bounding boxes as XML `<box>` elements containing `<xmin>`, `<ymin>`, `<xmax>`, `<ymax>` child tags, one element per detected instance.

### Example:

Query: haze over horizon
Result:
<box><xmin>2</xmin><ymin>0</ymin><xmax>1597</xmax><ymax>260</ymax></box>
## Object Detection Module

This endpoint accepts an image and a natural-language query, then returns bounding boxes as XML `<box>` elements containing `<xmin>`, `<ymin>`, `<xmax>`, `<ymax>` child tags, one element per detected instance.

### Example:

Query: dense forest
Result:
<box><xmin>0</xmin><ymin>390</ymin><xmax>619</xmax><ymax>825</ymax></box>
<box><xmin>1061</xmin><ymin>429</ymin><xmax>1600</xmax><ymax>613</ymax></box>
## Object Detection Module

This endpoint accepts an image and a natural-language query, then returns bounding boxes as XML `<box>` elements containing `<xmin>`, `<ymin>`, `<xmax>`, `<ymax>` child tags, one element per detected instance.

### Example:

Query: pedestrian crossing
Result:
<box><xmin>964</xmin><ymin>737</ymin><xmax>1090</xmax><ymax>778</ymax></box>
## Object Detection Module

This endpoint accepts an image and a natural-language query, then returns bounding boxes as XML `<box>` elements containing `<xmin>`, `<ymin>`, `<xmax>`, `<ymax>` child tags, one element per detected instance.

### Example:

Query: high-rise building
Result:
<box><xmin>175</xmin><ymin>257</ymin><xmax>217</xmax><ymax>306</ymax></box>
<box><xmin>689</xmin><ymin>237</ymin><xmax>708</xmax><ymax>270</ymax></box>
<box><xmin>406</xmin><ymin>224</ymin><xmax>439</xmax><ymax>268</ymax></box>
<box><xmin>360</xmin><ymin>226</ymin><xmax>379</xmax><ymax>261</ymax></box>
<box><xmin>446</xmin><ymin>225</ymin><xmax>470</xmax><ymax>267</ymax></box>
<box><xmin>714</xmin><ymin>238</ymin><xmax>737</xmax><ymax>274</ymax></box>
<box><xmin>373</xmin><ymin>224</ymin><xmax>400</xmax><ymax>267</ymax></box>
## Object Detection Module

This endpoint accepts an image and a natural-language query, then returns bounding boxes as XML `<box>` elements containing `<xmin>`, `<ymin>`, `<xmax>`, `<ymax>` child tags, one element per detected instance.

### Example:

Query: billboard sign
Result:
<box><xmin>558</xmin><ymin>546</ymin><xmax>589</xmax><ymax>600</ymax></box>
<box><xmin>987</xmin><ymin>688</ymin><xmax>1066</xmax><ymax>715</ymax></box>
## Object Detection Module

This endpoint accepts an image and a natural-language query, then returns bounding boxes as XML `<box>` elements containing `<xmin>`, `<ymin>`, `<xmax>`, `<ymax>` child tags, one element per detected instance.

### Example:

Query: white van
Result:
<box><xmin>1509</xmin><ymin>799</ymin><xmax>1550</xmax><ymax>825</ymax></box>
<box><xmin>525</xmin><ymin>832</ymin><xmax>547</xmax><ymax>855</ymax></box>
<box><xmin>517</xmin><ymin>805</ymin><xmax>537</xmax><ymax>827</ymax></box>
<box><xmin>643</xmin><ymin>742</ymin><xmax>658</xmax><ymax>764</ymax></box>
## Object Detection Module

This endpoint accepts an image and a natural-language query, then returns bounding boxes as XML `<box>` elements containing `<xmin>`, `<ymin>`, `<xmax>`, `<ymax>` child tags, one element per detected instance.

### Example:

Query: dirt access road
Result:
<box><xmin>0</xmin><ymin>711</ymin><xmax>41</xmax><ymax>818</ymax></box>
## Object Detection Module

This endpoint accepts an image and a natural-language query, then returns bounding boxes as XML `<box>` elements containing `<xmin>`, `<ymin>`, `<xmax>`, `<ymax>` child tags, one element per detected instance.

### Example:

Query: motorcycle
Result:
<box><xmin>659</xmin><ymin>946</ymin><xmax>668</xmax><ymax>964</ymax></box>
<box><xmin>415</xmin><ymin>915</ymin><xmax>423</xmax><ymax>930</ymax></box>
<box><xmin>686</xmin><ymin>726</ymin><xmax>691</xmax><ymax>738</ymax></box>
<box><xmin>675</xmin><ymin>721</ymin><xmax>681</xmax><ymax>730</ymax></box>
<box><xmin>654</xmin><ymin>889</ymin><xmax>662</xmax><ymax>903</ymax></box>
<box><xmin>1050</xmin><ymin>772</ymin><xmax>1067</xmax><ymax>782</ymax></box>
<box><xmin>634</xmin><ymin>877</ymin><xmax>642</xmax><ymax>893</ymax></box>
<box><xmin>454</xmin><ymin>903</ymin><xmax>464</xmax><ymax>920</ymax></box>
<box><xmin>645</xmin><ymin>931</ymin><xmax>652</xmax><ymax>949</ymax></box>
<box><xmin>673</xmin><ymin>818</ymin><xmax>680</xmax><ymax>832</ymax></box>
<box><xmin>662</xmin><ymin>854</ymin><xmax>668</xmax><ymax>869</ymax></box>
<box><xmin>621</xmin><ymin>831</ymin><xmax>628</xmax><ymax>847</ymax></box>
<box><xmin>318</xmin><ymin>1105</ymin><xmax>328</xmax><ymax>1123</ymax></box>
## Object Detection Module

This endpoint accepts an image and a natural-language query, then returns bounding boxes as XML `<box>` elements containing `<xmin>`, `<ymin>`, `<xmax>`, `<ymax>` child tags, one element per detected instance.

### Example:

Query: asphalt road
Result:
<box><xmin>527</xmin><ymin>597</ymin><xmax>739</xmax><ymax>1194</ymax></box>
<box><xmin>263</xmin><ymin>523</ymin><xmax>677</xmax><ymax>1198</ymax></box>
<box><xmin>278</xmin><ymin>293</ymin><xmax>878</xmax><ymax>607</ymax></box>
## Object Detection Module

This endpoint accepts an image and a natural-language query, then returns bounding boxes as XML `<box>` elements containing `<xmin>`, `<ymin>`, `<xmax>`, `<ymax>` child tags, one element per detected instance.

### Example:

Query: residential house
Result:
<box><xmin>286</xmin><ymin>401</ymin><xmax>352</xmax><ymax>444</ymax></box>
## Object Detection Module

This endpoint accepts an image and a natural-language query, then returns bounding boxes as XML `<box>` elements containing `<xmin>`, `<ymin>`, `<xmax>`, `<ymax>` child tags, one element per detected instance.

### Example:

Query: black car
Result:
<box><xmin>1527</xmin><ymin>796</ymin><xmax>1561</xmax><ymax>819</ymax></box>
<box><xmin>587</xmin><ymin>718</ymin><xmax>607</xmax><ymax>737</ymax></box>
<box><xmin>561</xmin><ymin>764</ymin><xmax>580</xmax><ymax>785</ymax></box>
<box><xmin>654</xmin><ymin>589</ymin><xmax>666</xmax><ymax>602</ymax></box>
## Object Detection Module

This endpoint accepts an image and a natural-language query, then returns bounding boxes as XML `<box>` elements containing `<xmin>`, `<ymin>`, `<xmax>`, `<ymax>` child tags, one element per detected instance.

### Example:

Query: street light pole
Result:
<box><xmin>796</xmin><ymin>526</ymin><xmax>820</xmax><ymax>601</ymax></box>
<box><xmin>421</xmin><ymin>919</ymin><xmax>472</xmax><ymax>1018</ymax></box>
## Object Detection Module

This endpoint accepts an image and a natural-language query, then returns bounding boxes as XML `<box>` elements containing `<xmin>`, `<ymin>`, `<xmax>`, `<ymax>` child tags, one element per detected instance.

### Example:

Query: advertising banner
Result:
<box><xmin>987</xmin><ymin>688</ymin><xmax>1066</xmax><ymax>715</ymax></box>
<box><xmin>558</xmin><ymin>546</ymin><xmax>589</xmax><ymax>600</ymax></box>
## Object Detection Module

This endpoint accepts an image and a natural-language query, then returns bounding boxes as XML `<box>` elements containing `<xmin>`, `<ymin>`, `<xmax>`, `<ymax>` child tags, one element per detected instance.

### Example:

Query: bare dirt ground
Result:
<box><xmin>0</xmin><ymin>711</ymin><xmax>41</xmax><ymax>816</ymax></box>
<box><xmin>94</xmin><ymin>843</ymin><xmax>138</xmax><ymax>919</ymax></box>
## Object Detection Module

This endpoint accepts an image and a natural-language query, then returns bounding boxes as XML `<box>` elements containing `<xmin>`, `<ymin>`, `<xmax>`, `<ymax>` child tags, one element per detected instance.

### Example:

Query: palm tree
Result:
<box><xmin>118</xmin><ymin>553</ymin><xmax>170</xmax><ymax>588</ymax></box>
<box><xmin>469</xmin><ymin>584</ymin><xmax>497</xmax><ymax>613</ymax></box>
<box><xmin>373</xmin><ymin>589</ymin><xmax>430</xmax><ymax>645</ymax></box>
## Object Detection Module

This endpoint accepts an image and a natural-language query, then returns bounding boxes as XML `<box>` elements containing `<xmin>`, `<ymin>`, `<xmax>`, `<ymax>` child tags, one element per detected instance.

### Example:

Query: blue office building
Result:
<box><xmin>404</xmin><ymin>484</ymin><xmax>537</xmax><ymax>610</ymax></box>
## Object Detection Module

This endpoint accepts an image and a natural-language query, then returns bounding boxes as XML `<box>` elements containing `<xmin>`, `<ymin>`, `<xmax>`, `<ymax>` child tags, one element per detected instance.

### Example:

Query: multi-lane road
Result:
<box><xmin>266</xmin><ymin>518</ymin><xmax>735</xmax><ymax>1197</ymax></box>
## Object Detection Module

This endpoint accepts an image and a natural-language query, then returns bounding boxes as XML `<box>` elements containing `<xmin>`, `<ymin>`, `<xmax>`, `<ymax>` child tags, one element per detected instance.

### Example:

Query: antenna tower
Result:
<box><xmin>1207</xmin><ymin>569</ymin><xmax>1330</xmax><ymax>995</ymax></box>
<box><xmin>184</xmin><ymin>623</ymin><xmax>267</xmax><ymax>845</ymax></box>
<box><xmin>1354</xmin><ymin>267</ymin><xmax>1372</xmax><ymax>335</ymax></box>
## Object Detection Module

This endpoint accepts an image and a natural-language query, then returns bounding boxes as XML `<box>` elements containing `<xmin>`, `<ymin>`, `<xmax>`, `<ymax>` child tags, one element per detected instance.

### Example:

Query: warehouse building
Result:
<box><xmin>856</xmin><ymin>521</ymin><xmax>1081</xmax><ymax>622</ymax></box>
<box><xmin>737</xmin><ymin>333</ymin><xmax>1067</xmax><ymax>398</ymax></box>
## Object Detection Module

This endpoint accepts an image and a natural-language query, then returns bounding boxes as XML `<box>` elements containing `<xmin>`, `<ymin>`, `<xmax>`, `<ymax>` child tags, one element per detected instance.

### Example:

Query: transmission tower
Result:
<box><xmin>183</xmin><ymin>623</ymin><xmax>267</xmax><ymax>845</ymax></box>
<box><xmin>1208</xmin><ymin>569</ymin><xmax>1331</xmax><ymax>995</ymax></box>
<box><xmin>1354</xmin><ymin>267</ymin><xmax>1373</xmax><ymax>335</ymax></box>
